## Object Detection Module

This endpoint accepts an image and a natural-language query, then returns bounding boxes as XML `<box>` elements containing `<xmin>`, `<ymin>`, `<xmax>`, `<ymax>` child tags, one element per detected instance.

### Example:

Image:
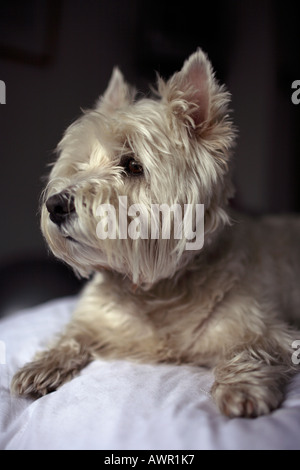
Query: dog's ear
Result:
<box><xmin>96</xmin><ymin>67</ymin><xmax>135</xmax><ymax>112</ymax></box>
<box><xmin>159</xmin><ymin>49</ymin><xmax>214</xmax><ymax>128</ymax></box>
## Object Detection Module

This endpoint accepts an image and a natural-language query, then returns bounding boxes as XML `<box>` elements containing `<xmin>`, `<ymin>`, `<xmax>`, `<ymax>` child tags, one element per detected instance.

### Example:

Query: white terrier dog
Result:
<box><xmin>12</xmin><ymin>49</ymin><xmax>300</xmax><ymax>417</ymax></box>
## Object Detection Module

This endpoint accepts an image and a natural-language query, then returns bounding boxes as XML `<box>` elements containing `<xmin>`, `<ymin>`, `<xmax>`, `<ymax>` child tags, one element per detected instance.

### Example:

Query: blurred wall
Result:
<box><xmin>0</xmin><ymin>0</ymin><xmax>299</xmax><ymax>267</ymax></box>
<box><xmin>0</xmin><ymin>0</ymin><xmax>140</xmax><ymax>266</ymax></box>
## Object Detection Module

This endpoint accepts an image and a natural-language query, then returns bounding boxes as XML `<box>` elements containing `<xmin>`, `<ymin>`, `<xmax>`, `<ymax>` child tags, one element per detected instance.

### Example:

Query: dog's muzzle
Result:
<box><xmin>46</xmin><ymin>191</ymin><xmax>75</xmax><ymax>226</ymax></box>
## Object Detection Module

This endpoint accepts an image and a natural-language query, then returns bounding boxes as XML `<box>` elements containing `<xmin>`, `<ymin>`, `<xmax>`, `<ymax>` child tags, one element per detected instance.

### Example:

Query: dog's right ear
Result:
<box><xmin>96</xmin><ymin>67</ymin><xmax>135</xmax><ymax>112</ymax></box>
<box><xmin>158</xmin><ymin>49</ymin><xmax>214</xmax><ymax>129</ymax></box>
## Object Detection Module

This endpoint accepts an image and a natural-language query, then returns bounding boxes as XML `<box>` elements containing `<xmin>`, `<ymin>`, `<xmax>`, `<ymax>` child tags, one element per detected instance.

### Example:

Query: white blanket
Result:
<box><xmin>1</xmin><ymin>297</ymin><xmax>300</xmax><ymax>450</ymax></box>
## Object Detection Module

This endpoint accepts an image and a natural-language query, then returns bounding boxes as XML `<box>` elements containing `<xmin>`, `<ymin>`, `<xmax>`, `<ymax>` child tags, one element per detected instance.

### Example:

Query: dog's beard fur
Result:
<box><xmin>12</xmin><ymin>49</ymin><xmax>300</xmax><ymax>418</ymax></box>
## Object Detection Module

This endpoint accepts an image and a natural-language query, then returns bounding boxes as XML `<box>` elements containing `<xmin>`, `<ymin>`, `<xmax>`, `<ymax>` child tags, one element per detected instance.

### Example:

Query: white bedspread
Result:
<box><xmin>1</xmin><ymin>297</ymin><xmax>300</xmax><ymax>450</ymax></box>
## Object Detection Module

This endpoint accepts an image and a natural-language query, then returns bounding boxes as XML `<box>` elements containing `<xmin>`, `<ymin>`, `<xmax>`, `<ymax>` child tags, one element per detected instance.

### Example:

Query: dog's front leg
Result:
<box><xmin>11</xmin><ymin>325</ymin><xmax>95</xmax><ymax>398</ymax></box>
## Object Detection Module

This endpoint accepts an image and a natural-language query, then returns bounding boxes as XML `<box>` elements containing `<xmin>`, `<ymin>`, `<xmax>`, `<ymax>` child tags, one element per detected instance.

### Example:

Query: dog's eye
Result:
<box><xmin>120</xmin><ymin>156</ymin><xmax>143</xmax><ymax>177</ymax></box>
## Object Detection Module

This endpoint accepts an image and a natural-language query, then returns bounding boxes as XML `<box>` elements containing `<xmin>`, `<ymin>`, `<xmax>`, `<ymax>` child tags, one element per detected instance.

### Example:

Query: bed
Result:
<box><xmin>1</xmin><ymin>296</ymin><xmax>300</xmax><ymax>450</ymax></box>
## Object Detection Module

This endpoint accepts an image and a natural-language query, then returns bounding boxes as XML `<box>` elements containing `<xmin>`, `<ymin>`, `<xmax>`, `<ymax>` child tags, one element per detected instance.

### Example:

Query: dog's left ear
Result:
<box><xmin>159</xmin><ymin>49</ymin><xmax>215</xmax><ymax>128</ymax></box>
<box><xmin>96</xmin><ymin>67</ymin><xmax>135</xmax><ymax>112</ymax></box>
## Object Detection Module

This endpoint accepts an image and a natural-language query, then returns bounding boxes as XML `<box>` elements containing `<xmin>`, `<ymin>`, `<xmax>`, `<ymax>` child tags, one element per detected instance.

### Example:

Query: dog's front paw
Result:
<box><xmin>11</xmin><ymin>342</ymin><xmax>92</xmax><ymax>398</ymax></box>
<box><xmin>11</xmin><ymin>357</ymin><xmax>73</xmax><ymax>398</ymax></box>
<box><xmin>211</xmin><ymin>381</ymin><xmax>282</xmax><ymax>418</ymax></box>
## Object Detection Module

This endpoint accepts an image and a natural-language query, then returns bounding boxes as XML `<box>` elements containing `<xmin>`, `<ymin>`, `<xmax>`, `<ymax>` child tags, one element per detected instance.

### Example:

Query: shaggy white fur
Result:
<box><xmin>11</xmin><ymin>49</ymin><xmax>300</xmax><ymax>418</ymax></box>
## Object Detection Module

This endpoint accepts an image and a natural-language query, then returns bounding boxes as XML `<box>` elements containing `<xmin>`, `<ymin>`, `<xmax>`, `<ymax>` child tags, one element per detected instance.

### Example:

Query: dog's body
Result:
<box><xmin>12</xmin><ymin>49</ymin><xmax>300</xmax><ymax>417</ymax></box>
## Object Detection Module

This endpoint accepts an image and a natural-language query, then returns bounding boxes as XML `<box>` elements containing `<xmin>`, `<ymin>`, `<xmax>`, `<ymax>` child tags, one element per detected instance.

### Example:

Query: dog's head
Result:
<box><xmin>41</xmin><ymin>49</ymin><xmax>235</xmax><ymax>287</ymax></box>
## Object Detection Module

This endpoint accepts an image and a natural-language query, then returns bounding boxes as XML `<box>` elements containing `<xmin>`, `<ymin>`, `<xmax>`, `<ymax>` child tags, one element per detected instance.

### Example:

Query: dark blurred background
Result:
<box><xmin>0</xmin><ymin>0</ymin><xmax>299</xmax><ymax>316</ymax></box>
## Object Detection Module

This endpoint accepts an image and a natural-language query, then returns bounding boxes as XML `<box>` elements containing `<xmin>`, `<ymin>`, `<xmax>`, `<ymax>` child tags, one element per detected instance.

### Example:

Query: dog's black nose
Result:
<box><xmin>46</xmin><ymin>192</ymin><xmax>75</xmax><ymax>226</ymax></box>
